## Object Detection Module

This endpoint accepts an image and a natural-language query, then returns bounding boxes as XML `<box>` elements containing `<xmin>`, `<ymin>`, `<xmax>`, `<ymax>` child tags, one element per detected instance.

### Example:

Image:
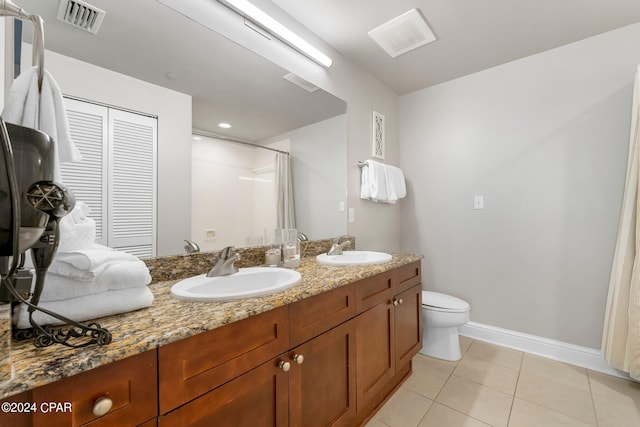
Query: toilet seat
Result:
<box><xmin>422</xmin><ymin>291</ymin><xmax>469</xmax><ymax>313</ymax></box>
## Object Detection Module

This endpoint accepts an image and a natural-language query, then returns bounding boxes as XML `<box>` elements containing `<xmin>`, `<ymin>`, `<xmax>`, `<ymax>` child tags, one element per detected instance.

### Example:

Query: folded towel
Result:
<box><xmin>41</xmin><ymin>260</ymin><xmax>151</xmax><ymax>302</ymax></box>
<box><xmin>49</xmin><ymin>258</ymin><xmax>150</xmax><ymax>284</ymax></box>
<box><xmin>360</xmin><ymin>160</ymin><xmax>407</xmax><ymax>204</ymax></box>
<box><xmin>360</xmin><ymin>160</ymin><xmax>388</xmax><ymax>202</ymax></box>
<box><xmin>57</xmin><ymin>203</ymin><xmax>96</xmax><ymax>253</ymax></box>
<box><xmin>384</xmin><ymin>164</ymin><xmax>406</xmax><ymax>203</ymax></box>
<box><xmin>96</xmin><ymin>260</ymin><xmax>152</xmax><ymax>290</ymax></box>
<box><xmin>14</xmin><ymin>286</ymin><xmax>154</xmax><ymax>329</ymax></box>
<box><xmin>39</xmin><ymin>273</ymin><xmax>107</xmax><ymax>302</ymax></box>
<box><xmin>2</xmin><ymin>67</ymin><xmax>82</xmax><ymax>181</ymax></box>
<box><xmin>54</xmin><ymin>243</ymin><xmax>140</xmax><ymax>270</ymax></box>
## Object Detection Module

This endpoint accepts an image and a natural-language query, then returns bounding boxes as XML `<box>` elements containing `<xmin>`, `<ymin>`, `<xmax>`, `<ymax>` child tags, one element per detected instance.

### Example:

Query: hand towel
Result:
<box><xmin>14</xmin><ymin>286</ymin><xmax>154</xmax><ymax>329</ymax></box>
<box><xmin>2</xmin><ymin>67</ymin><xmax>82</xmax><ymax>182</ymax></box>
<box><xmin>383</xmin><ymin>164</ymin><xmax>406</xmax><ymax>203</ymax></box>
<box><xmin>54</xmin><ymin>244</ymin><xmax>140</xmax><ymax>270</ymax></box>
<box><xmin>58</xmin><ymin>202</ymin><xmax>96</xmax><ymax>253</ymax></box>
<box><xmin>360</xmin><ymin>160</ymin><xmax>389</xmax><ymax>202</ymax></box>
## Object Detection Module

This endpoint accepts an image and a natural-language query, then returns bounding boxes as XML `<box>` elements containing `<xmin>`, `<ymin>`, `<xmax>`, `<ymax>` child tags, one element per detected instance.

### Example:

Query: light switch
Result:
<box><xmin>474</xmin><ymin>195</ymin><xmax>484</xmax><ymax>210</ymax></box>
<box><xmin>339</xmin><ymin>201</ymin><xmax>345</xmax><ymax>212</ymax></box>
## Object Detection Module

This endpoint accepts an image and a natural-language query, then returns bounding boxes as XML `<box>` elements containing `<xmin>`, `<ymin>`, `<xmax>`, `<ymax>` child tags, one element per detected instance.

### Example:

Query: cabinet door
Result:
<box><xmin>0</xmin><ymin>391</ymin><xmax>31</xmax><ymax>427</ymax></box>
<box><xmin>394</xmin><ymin>284</ymin><xmax>423</xmax><ymax>369</ymax></box>
<box><xmin>158</xmin><ymin>356</ymin><xmax>289</xmax><ymax>427</ymax></box>
<box><xmin>356</xmin><ymin>300</ymin><xmax>395</xmax><ymax>413</ymax></box>
<box><xmin>31</xmin><ymin>350</ymin><xmax>157</xmax><ymax>427</ymax></box>
<box><xmin>289</xmin><ymin>320</ymin><xmax>356</xmax><ymax>427</ymax></box>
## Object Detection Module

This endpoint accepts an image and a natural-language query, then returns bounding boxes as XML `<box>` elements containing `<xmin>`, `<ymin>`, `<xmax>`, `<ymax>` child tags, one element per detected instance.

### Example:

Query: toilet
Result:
<box><xmin>420</xmin><ymin>291</ymin><xmax>470</xmax><ymax>361</ymax></box>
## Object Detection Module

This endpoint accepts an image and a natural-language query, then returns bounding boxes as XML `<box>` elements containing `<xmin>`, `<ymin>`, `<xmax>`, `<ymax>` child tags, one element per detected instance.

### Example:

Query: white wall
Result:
<box><xmin>158</xmin><ymin>0</ymin><xmax>401</xmax><ymax>252</ymax></box>
<box><xmin>399</xmin><ymin>23</ymin><xmax>640</xmax><ymax>349</ymax></box>
<box><xmin>192</xmin><ymin>136</ymin><xmax>280</xmax><ymax>251</ymax></box>
<box><xmin>20</xmin><ymin>45</ymin><xmax>192</xmax><ymax>256</ymax></box>
<box><xmin>263</xmin><ymin>114</ymin><xmax>348</xmax><ymax>240</ymax></box>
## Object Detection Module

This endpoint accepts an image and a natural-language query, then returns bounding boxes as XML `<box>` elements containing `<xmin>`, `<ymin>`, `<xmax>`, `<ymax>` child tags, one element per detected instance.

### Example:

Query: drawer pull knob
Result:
<box><xmin>92</xmin><ymin>396</ymin><xmax>113</xmax><ymax>417</ymax></box>
<box><xmin>293</xmin><ymin>354</ymin><xmax>304</xmax><ymax>364</ymax></box>
<box><xmin>392</xmin><ymin>299</ymin><xmax>399</xmax><ymax>306</ymax></box>
<box><xmin>398</xmin><ymin>298</ymin><xmax>404</xmax><ymax>305</ymax></box>
<box><xmin>279</xmin><ymin>361</ymin><xmax>291</xmax><ymax>372</ymax></box>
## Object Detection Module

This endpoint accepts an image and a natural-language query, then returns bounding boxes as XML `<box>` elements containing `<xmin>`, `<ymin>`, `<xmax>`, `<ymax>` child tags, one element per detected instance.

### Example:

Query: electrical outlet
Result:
<box><xmin>348</xmin><ymin>208</ymin><xmax>355</xmax><ymax>223</ymax></box>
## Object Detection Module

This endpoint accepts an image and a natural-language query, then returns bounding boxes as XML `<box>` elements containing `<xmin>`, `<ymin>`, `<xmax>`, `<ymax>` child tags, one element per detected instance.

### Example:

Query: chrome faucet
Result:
<box><xmin>207</xmin><ymin>246</ymin><xmax>240</xmax><ymax>277</ymax></box>
<box><xmin>327</xmin><ymin>235</ymin><xmax>351</xmax><ymax>256</ymax></box>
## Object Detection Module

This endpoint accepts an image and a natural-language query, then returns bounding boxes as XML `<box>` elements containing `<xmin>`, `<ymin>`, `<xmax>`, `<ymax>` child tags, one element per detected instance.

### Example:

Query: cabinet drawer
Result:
<box><xmin>158</xmin><ymin>306</ymin><xmax>289</xmax><ymax>414</ymax></box>
<box><xmin>355</xmin><ymin>271</ymin><xmax>393</xmax><ymax>314</ymax></box>
<box><xmin>31</xmin><ymin>350</ymin><xmax>157</xmax><ymax>427</ymax></box>
<box><xmin>289</xmin><ymin>283</ymin><xmax>355</xmax><ymax>347</ymax></box>
<box><xmin>393</xmin><ymin>261</ymin><xmax>421</xmax><ymax>294</ymax></box>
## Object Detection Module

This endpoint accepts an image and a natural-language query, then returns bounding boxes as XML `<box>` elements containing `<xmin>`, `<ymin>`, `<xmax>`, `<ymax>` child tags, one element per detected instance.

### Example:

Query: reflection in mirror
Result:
<box><xmin>16</xmin><ymin>0</ymin><xmax>348</xmax><ymax>255</ymax></box>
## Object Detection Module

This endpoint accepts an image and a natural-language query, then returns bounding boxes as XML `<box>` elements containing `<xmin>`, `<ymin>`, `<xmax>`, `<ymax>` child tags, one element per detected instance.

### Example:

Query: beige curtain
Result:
<box><xmin>275</xmin><ymin>152</ymin><xmax>296</xmax><ymax>229</ymax></box>
<box><xmin>602</xmin><ymin>66</ymin><xmax>640</xmax><ymax>380</ymax></box>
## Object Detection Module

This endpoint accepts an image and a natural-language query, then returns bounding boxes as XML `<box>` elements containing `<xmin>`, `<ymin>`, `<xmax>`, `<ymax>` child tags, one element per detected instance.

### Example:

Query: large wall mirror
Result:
<box><xmin>15</xmin><ymin>0</ymin><xmax>347</xmax><ymax>256</ymax></box>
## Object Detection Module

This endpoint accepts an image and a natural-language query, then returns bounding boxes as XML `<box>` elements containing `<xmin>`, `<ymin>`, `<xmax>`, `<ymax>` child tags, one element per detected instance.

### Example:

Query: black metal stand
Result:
<box><xmin>2</xmin><ymin>275</ymin><xmax>112</xmax><ymax>348</ymax></box>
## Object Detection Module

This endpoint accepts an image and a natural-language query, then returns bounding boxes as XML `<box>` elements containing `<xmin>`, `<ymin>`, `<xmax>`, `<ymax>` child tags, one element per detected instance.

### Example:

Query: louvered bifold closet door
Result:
<box><xmin>60</xmin><ymin>98</ymin><xmax>109</xmax><ymax>246</ymax></box>
<box><xmin>107</xmin><ymin>109</ymin><xmax>157</xmax><ymax>258</ymax></box>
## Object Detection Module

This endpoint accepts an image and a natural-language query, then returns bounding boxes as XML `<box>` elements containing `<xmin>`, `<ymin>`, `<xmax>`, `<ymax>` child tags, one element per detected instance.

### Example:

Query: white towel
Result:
<box><xmin>49</xmin><ymin>258</ymin><xmax>151</xmax><ymax>285</ymax></box>
<box><xmin>39</xmin><ymin>273</ymin><xmax>107</xmax><ymax>302</ymax></box>
<box><xmin>54</xmin><ymin>244</ymin><xmax>140</xmax><ymax>270</ymax></box>
<box><xmin>360</xmin><ymin>160</ymin><xmax>407</xmax><ymax>203</ymax></box>
<box><xmin>41</xmin><ymin>260</ymin><xmax>151</xmax><ymax>302</ymax></box>
<box><xmin>57</xmin><ymin>202</ymin><xmax>96</xmax><ymax>253</ymax></box>
<box><xmin>384</xmin><ymin>164</ymin><xmax>406</xmax><ymax>203</ymax></box>
<box><xmin>364</xmin><ymin>160</ymin><xmax>388</xmax><ymax>202</ymax></box>
<box><xmin>2</xmin><ymin>67</ymin><xmax>82</xmax><ymax>181</ymax></box>
<box><xmin>14</xmin><ymin>286</ymin><xmax>154</xmax><ymax>329</ymax></box>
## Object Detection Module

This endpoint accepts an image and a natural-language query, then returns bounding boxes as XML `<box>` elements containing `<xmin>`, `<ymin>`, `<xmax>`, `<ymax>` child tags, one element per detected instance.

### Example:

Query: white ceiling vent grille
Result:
<box><xmin>368</xmin><ymin>9</ymin><xmax>436</xmax><ymax>58</ymax></box>
<box><xmin>283</xmin><ymin>73</ymin><xmax>319</xmax><ymax>93</ymax></box>
<box><xmin>57</xmin><ymin>0</ymin><xmax>106</xmax><ymax>35</ymax></box>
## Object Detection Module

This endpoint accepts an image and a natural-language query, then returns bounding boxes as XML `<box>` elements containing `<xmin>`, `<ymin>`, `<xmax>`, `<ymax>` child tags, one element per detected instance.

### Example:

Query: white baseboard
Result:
<box><xmin>458</xmin><ymin>321</ymin><xmax>631</xmax><ymax>380</ymax></box>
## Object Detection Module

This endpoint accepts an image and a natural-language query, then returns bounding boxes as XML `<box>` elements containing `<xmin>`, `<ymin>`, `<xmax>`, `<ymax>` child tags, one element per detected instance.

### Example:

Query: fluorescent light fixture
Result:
<box><xmin>217</xmin><ymin>0</ymin><xmax>333</xmax><ymax>67</ymax></box>
<box><xmin>218</xmin><ymin>122</ymin><xmax>232</xmax><ymax>129</ymax></box>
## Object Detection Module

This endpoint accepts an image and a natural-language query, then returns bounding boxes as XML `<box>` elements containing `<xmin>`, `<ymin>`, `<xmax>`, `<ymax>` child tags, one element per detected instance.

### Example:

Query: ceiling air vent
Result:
<box><xmin>368</xmin><ymin>9</ymin><xmax>436</xmax><ymax>58</ymax></box>
<box><xmin>56</xmin><ymin>0</ymin><xmax>106</xmax><ymax>35</ymax></box>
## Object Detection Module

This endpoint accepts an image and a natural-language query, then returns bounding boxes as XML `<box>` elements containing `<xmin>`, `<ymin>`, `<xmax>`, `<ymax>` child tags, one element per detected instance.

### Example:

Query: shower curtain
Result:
<box><xmin>275</xmin><ymin>152</ymin><xmax>296</xmax><ymax>229</ymax></box>
<box><xmin>602</xmin><ymin>66</ymin><xmax>640</xmax><ymax>380</ymax></box>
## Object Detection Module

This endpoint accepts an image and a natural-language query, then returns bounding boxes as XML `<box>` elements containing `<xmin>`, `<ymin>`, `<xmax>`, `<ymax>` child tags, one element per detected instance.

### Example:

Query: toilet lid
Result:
<box><xmin>422</xmin><ymin>291</ymin><xmax>469</xmax><ymax>312</ymax></box>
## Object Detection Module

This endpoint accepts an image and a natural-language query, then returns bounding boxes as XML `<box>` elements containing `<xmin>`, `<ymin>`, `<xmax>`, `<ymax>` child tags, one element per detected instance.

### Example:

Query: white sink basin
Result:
<box><xmin>170</xmin><ymin>267</ymin><xmax>301</xmax><ymax>302</ymax></box>
<box><xmin>316</xmin><ymin>251</ymin><xmax>392</xmax><ymax>266</ymax></box>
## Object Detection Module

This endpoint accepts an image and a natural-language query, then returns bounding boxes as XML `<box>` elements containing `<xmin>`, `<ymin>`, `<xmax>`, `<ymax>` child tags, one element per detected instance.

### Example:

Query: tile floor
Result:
<box><xmin>366</xmin><ymin>337</ymin><xmax>640</xmax><ymax>427</ymax></box>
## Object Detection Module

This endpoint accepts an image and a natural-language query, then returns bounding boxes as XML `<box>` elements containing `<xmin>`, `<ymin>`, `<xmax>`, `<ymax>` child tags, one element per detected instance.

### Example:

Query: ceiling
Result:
<box><xmin>15</xmin><ymin>0</ymin><xmax>346</xmax><ymax>142</ymax></box>
<box><xmin>273</xmin><ymin>0</ymin><xmax>640</xmax><ymax>95</ymax></box>
<box><xmin>13</xmin><ymin>0</ymin><xmax>640</xmax><ymax>136</ymax></box>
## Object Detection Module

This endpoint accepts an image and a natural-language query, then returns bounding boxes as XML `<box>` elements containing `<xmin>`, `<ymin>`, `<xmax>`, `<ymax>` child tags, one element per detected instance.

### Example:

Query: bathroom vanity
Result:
<box><xmin>0</xmin><ymin>254</ymin><xmax>422</xmax><ymax>427</ymax></box>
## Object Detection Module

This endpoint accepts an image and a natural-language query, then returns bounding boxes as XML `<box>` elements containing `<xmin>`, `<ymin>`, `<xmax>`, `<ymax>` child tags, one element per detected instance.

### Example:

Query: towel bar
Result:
<box><xmin>0</xmin><ymin>0</ymin><xmax>45</xmax><ymax>92</ymax></box>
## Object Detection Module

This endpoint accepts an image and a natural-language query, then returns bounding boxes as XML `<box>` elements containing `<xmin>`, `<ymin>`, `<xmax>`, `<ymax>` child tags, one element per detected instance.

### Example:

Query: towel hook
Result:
<box><xmin>0</xmin><ymin>0</ymin><xmax>45</xmax><ymax>92</ymax></box>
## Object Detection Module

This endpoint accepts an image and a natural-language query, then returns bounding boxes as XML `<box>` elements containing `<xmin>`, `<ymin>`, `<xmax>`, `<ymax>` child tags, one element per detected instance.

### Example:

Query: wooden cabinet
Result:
<box><xmin>289</xmin><ymin>319</ymin><xmax>356</xmax><ymax>427</ymax></box>
<box><xmin>17</xmin><ymin>260</ymin><xmax>422</xmax><ymax>427</ymax></box>
<box><xmin>355</xmin><ymin>261</ymin><xmax>422</xmax><ymax>413</ymax></box>
<box><xmin>0</xmin><ymin>391</ymin><xmax>31</xmax><ymax>427</ymax></box>
<box><xmin>158</xmin><ymin>305</ymin><xmax>290</xmax><ymax>414</ymax></box>
<box><xmin>30</xmin><ymin>350</ymin><xmax>157</xmax><ymax>427</ymax></box>
<box><xmin>158</xmin><ymin>356</ymin><xmax>289</xmax><ymax>427</ymax></box>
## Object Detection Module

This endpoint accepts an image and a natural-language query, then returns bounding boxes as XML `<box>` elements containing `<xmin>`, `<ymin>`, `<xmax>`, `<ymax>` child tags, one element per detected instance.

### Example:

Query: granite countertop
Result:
<box><xmin>1</xmin><ymin>253</ymin><xmax>422</xmax><ymax>399</ymax></box>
